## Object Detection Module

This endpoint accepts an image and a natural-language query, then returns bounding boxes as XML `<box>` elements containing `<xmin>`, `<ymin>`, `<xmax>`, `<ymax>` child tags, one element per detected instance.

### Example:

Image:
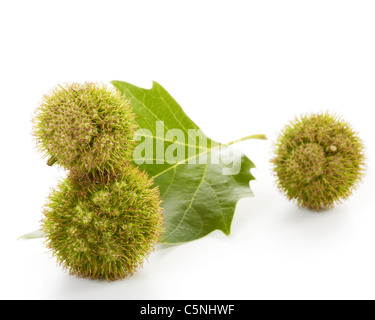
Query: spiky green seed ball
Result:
<box><xmin>272</xmin><ymin>112</ymin><xmax>365</xmax><ymax>211</ymax></box>
<box><xmin>33</xmin><ymin>82</ymin><xmax>137</xmax><ymax>175</ymax></box>
<box><xmin>41</xmin><ymin>164</ymin><xmax>164</xmax><ymax>281</ymax></box>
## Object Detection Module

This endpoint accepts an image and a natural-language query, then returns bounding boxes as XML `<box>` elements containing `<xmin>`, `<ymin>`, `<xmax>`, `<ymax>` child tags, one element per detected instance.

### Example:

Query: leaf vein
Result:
<box><xmin>165</xmin><ymin>163</ymin><xmax>208</xmax><ymax>239</ymax></box>
<box><xmin>136</xmin><ymin>133</ymin><xmax>208</xmax><ymax>150</ymax></box>
<box><xmin>190</xmin><ymin>205</ymin><xmax>204</xmax><ymax>239</ymax></box>
<box><xmin>161</xmin><ymin>166</ymin><xmax>177</xmax><ymax>198</ymax></box>
<box><xmin>128</xmin><ymin>91</ymin><xmax>172</xmax><ymax>131</ymax></box>
<box><xmin>203</xmin><ymin>179</ymin><xmax>227</xmax><ymax>231</ymax></box>
<box><xmin>156</xmin><ymin>84</ymin><xmax>196</xmax><ymax>140</ymax></box>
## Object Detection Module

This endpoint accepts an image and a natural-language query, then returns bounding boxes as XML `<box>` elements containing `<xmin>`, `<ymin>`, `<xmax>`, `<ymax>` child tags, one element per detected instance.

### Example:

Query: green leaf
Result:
<box><xmin>112</xmin><ymin>80</ymin><xmax>259</xmax><ymax>244</ymax></box>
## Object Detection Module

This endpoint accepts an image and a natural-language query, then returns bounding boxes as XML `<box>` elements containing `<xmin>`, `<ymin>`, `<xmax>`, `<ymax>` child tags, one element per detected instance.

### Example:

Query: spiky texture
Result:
<box><xmin>41</xmin><ymin>164</ymin><xmax>164</xmax><ymax>281</ymax></box>
<box><xmin>272</xmin><ymin>112</ymin><xmax>365</xmax><ymax>211</ymax></box>
<box><xmin>33</xmin><ymin>82</ymin><xmax>137</xmax><ymax>176</ymax></box>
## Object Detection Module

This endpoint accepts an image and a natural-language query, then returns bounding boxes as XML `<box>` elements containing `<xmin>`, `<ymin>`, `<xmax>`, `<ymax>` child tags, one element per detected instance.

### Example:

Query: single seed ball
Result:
<box><xmin>33</xmin><ymin>82</ymin><xmax>137</xmax><ymax>175</ymax></box>
<box><xmin>41</xmin><ymin>164</ymin><xmax>164</xmax><ymax>281</ymax></box>
<box><xmin>272</xmin><ymin>112</ymin><xmax>365</xmax><ymax>211</ymax></box>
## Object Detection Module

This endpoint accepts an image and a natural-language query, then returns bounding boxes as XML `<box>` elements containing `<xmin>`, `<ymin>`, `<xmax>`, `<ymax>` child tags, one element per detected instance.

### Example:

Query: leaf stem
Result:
<box><xmin>226</xmin><ymin>134</ymin><xmax>267</xmax><ymax>146</ymax></box>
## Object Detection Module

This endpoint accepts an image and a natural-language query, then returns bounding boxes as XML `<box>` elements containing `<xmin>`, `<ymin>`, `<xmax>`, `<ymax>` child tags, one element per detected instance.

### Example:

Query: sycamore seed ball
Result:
<box><xmin>42</xmin><ymin>164</ymin><xmax>165</xmax><ymax>281</ymax></box>
<box><xmin>272</xmin><ymin>112</ymin><xmax>365</xmax><ymax>211</ymax></box>
<box><xmin>33</xmin><ymin>82</ymin><xmax>137</xmax><ymax>175</ymax></box>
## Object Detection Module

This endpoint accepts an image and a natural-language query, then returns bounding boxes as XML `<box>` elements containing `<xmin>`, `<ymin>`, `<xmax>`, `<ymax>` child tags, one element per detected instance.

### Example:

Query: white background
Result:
<box><xmin>1</xmin><ymin>0</ymin><xmax>374</xmax><ymax>300</ymax></box>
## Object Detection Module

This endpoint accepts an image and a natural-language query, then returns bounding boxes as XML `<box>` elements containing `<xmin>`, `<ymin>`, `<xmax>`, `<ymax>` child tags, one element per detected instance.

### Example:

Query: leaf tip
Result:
<box><xmin>151</xmin><ymin>81</ymin><xmax>161</xmax><ymax>90</ymax></box>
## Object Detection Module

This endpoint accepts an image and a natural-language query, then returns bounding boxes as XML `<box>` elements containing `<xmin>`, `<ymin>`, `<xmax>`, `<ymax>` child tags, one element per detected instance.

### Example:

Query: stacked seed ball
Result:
<box><xmin>33</xmin><ymin>83</ymin><xmax>164</xmax><ymax>281</ymax></box>
<box><xmin>272</xmin><ymin>112</ymin><xmax>365</xmax><ymax>211</ymax></box>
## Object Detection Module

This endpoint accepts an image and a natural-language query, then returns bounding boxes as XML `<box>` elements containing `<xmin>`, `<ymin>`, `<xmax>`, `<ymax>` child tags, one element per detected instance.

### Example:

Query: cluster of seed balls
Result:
<box><xmin>33</xmin><ymin>82</ymin><xmax>164</xmax><ymax>281</ymax></box>
<box><xmin>272</xmin><ymin>112</ymin><xmax>365</xmax><ymax>211</ymax></box>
